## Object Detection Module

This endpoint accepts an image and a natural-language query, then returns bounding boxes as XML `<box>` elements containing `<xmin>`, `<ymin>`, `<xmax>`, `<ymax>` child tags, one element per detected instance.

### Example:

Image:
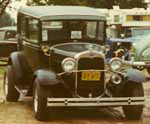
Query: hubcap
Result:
<box><xmin>34</xmin><ymin>87</ymin><xmax>38</xmax><ymax>113</ymax></box>
<box><xmin>4</xmin><ymin>74</ymin><xmax>8</xmax><ymax>97</ymax></box>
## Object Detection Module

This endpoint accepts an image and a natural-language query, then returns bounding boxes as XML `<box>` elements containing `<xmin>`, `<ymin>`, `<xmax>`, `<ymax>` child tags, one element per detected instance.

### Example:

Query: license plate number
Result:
<box><xmin>81</xmin><ymin>71</ymin><xmax>101</xmax><ymax>81</ymax></box>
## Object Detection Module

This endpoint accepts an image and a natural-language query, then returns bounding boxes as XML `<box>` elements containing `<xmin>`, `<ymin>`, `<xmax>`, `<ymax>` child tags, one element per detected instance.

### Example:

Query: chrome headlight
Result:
<box><xmin>111</xmin><ymin>73</ymin><xmax>122</xmax><ymax>85</ymax></box>
<box><xmin>62</xmin><ymin>58</ymin><xmax>76</xmax><ymax>72</ymax></box>
<box><xmin>110</xmin><ymin>58</ymin><xmax>122</xmax><ymax>71</ymax></box>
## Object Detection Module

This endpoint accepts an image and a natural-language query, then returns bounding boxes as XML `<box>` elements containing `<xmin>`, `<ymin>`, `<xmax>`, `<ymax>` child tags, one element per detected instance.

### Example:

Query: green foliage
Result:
<box><xmin>31</xmin><ymin>0</ymin><xmax>145</xmax><ymax>9</ymax></box>
<box><xmin>32</xmin><ymin>0</ymin><xmax>87</xmax><ymax>6</ymax></box>
<box><xmin>117</xmin><ymin>0</ymin><xmax>145</xmax><ymax>8</ymax></box>
<box><xmin>0</xmin><ymin>0</ymin><xmax>10</xmax><ymax>16</ymax></box>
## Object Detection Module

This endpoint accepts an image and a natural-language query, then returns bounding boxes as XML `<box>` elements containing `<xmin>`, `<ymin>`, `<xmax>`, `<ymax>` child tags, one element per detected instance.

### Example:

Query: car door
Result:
<box><xmin>22</xmin><ymin>18</ymin><xmax>41</xmax><ymax>71</ymax></box>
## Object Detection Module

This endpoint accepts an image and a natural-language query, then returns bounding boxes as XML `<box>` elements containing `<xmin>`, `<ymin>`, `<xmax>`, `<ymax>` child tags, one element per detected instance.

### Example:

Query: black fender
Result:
<box><xmin>34</xmin><ymin>70</ymin><xmax>60</xmax><ymax>86</ymax></box>
<box><xmin>122</xmin><ymin>68</ymin><xmax>146</xmax><ymax>83</ymax></box>
<box><xmin>9</xmin><ymin>52</ymin><xmax>32</xmax><ymax>84</ymax></box>
<box><xmin>34</xmin><ymin>70</ymin><xmax>71</xmax><ymax>97</ymax></box>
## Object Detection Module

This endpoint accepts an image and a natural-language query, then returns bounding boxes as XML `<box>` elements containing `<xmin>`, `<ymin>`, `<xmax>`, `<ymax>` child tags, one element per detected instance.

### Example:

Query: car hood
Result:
<box><xmin>50</xmin><ymin>43</ymin><xmax>104</xmax><ymax>58</ymax></box>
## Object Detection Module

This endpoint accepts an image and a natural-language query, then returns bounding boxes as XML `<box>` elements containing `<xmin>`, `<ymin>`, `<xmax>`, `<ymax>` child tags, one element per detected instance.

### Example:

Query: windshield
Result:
<box><xmin>132</xmin><ymin>29</ymin><xmax>150</xmax><ymax>37</ymax></box>
<box><xmin>42</xmin><ymin>20</ymin><xmax>105</xmax><ymax>45</ymax></box>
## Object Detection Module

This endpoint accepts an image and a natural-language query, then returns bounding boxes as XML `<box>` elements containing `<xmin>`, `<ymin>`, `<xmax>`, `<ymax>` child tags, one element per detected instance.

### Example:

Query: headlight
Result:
<box><xmin>62</xmin><ymin>58</ymin><xmax>76</xmax><ymax>72</ymax></box>
<box><xmin>111</xmin><ymin>73</ymin><xmax>122</xmax><ymax>85</ymax></box>
<box><xmin>110</xmin><ymin>58</ymin><xmax>122</xmax><ymax>71</ymax></box>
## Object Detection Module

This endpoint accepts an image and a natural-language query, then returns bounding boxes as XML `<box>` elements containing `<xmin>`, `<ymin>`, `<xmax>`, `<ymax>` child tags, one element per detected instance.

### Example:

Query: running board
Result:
<box><xmin>47</xmin><ymin>97</ymin><xmax>145</xmax><ymax>107</ymax></box>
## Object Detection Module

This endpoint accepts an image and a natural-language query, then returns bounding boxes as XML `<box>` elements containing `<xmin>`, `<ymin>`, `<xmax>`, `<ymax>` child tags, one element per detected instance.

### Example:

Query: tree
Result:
<box><xmin>32</xmin><ymin>0</ymin><xmax>88</xmax><ymax>6</ymax></box>
<box><xmin>0</xmin><ymin>12</ymin><xmax>12</xmax><ymax>27</ymax></box>
<box><xmin>117</xmin><ymin>0</ymin><xmax>145</xmax><ymax>8</ymax></box>
<box><xmin>0</xmin><ymin>0</ymin><xmax>10</xmax><ymax>16</ymax></box>
<box><xmin>31</xmin><ymin>0</ymin><xmax>145</xmax><ymax>9</ymax></box>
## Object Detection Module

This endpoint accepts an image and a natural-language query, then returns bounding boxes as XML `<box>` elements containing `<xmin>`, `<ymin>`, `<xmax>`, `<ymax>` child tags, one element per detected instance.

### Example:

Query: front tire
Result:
<box><xmin>33</xmin><ymin>79</ymin><xmax>49</xmax><ymax>121</ymax></box>
<box><xmin>122</xmin><ymin>82</ymin><xmax>144</xmax><ymax>120</ymax></box>
<box><xmin>3</xmin><ymin>65</ymin><xmax>19</xmax><ymax>102</ymax></box>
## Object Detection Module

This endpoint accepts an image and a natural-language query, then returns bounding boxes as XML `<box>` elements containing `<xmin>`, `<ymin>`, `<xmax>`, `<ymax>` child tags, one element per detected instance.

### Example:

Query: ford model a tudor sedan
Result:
<box><xmin>3</xmin><ymin>6</ymin><xmax>146</xmax><ymax>121</ymax></box>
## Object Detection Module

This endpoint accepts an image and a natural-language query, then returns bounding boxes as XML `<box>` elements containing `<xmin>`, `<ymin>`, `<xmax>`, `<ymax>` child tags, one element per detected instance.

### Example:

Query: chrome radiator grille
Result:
<box><xmin>76</xmin><ymin>57</ymin><xmax>105</xmax><ymax>97</ymax></box>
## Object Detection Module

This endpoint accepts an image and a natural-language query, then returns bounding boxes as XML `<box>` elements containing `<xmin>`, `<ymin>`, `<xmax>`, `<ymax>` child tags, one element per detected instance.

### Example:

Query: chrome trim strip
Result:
<box><xmin>47</xmin><ymin>97</ymin><xmax>145</xmax><ymax>107</ymax></box>
<box><xmin>0</xmin><ymin>41</ymin><xmax>17</xmax><ymax>44</ymax></box>
<box><xmin>57</xmin><ymin>69</ymin><xmax>109</xmax><ymax>76</ymax></box>
<box><xmin>22</xmin><ymin>41</ymin><xmax>40</xmax><ymax>49</ymax></box>
<box><xmin>50</xmin><ymin>42</ymin><xmax>101</xmax><ymax>49</ymax></box>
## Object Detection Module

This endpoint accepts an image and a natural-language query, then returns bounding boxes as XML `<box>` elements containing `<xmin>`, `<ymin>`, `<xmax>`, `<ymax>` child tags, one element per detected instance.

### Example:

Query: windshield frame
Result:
<box><xmin>40</xmin><ymin>19</ymin><xmax>106</xmax><ymax>46</ymax></box>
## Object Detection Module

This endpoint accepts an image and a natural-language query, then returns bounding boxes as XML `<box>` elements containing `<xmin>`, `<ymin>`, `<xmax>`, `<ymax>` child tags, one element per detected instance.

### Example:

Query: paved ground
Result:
<box><xmin>0</xmin><ymin>70</ymin><xmax>150</xmax><ymax>124</ymax></box>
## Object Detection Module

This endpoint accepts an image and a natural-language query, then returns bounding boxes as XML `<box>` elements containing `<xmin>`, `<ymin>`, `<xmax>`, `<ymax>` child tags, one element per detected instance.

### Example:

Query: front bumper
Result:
<box><xmin>47</xmin><ymin>97</ymin><xmax>145</xmax><ymax>107</ymax></box>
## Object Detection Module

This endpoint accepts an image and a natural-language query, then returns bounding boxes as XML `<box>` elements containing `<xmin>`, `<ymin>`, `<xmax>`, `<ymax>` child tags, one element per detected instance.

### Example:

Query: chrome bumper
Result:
<box><xmin>47</xmin><ymin>97</ymin><xmax>145</xmax><ymax>107</ymax></box>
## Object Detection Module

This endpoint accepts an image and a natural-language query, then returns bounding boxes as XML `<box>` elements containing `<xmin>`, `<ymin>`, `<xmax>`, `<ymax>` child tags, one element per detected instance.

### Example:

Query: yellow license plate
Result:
<box><xmin>81</xmin><ymin>71</ymin><xmax>101</xmax><ymax>81</ymax></box>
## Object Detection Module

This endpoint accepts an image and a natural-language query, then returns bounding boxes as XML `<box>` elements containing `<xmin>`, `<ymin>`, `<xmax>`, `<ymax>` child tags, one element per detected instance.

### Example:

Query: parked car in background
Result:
<box><xmin>3</xmin><ymin>6</ymin><xmax>146</xmax><ymax>121</ymax></box>
<box><xmin>106</xmin><ymin>27</ymin><xmax>150</xmax><ymax>61</ymax></box>
<box><xmin>0</xmin><ymin>26</ymin><xmax>17</xmax><ymax>63</ymax></box>
<box><xmin>123</xmin><ymin>27</ymin><xmax>150</xmax><ymax>38</ymax></box>
<box><xmin>131</xmin><ymin>35</ymin><xmax>150</xmax><ymax>72</ymax></box>
<box><xmin>106</xmin><ymin>38</ymin><xmax>133</xmax><ymax>61</ymax></box>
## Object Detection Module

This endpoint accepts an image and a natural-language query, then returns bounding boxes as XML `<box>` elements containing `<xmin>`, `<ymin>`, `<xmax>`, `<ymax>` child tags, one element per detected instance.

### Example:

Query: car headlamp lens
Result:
<box><xmin>62</xmin><ymin>58</ymin><xmax>76</xmax><ymax>72</ymax></box>
<box><xmin>110</xmin><ymin>58</ymin><xmax>122</xmax><ymax>71</ymax></box>
<box><xmin>111</xmin><ymin>74</ymin><xmax>122</xmax><ymax>85</ymax></box>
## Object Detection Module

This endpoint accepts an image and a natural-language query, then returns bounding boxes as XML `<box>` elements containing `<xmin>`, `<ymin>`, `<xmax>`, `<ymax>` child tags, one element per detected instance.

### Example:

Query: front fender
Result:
<box><xmin>34</xmin><ymin>70</ymin><xmax>71</xmax><ymax>97</ymax></box>
<box><xmin>34</xmin><ymin>70</ymin><xmax>60</xmax><ymax>86</ymax></box>
<box><xmin>9</xmin><ymin>52</ymin><xmax>32</xmax><ymax>85</ymax></box>
<box><xmin>122</xmin><ymin>68</ymin><xmax>146</xmax><ymax>83</ymax></box>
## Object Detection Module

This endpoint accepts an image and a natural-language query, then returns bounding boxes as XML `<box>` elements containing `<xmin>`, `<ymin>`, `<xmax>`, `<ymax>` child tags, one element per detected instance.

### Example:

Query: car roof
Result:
<box><xmin>108</xmin><ymin>38</ymin><xmax>132</xmax><ymax>43</ymax></box>
<box><xmin>0</xmin><ymin>26</ymin><xmax>16</xmax><ymax>31</ymax></box>
<box><xmin>18</xmin><ymin>6</ymin><xmax>106</xmax><ymax>21</ymax></box>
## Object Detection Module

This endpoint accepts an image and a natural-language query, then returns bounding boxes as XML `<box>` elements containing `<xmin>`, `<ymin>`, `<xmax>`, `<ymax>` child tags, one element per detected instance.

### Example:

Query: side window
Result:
<box><xmin>28</xmin><ymin>19</ymin><xmax>39</xmax><ymax>43</ymax></box>
<box><xmin>86</xmin><ymin>21</ymin><xmax>96</xmax><ymax>38</ymax></box>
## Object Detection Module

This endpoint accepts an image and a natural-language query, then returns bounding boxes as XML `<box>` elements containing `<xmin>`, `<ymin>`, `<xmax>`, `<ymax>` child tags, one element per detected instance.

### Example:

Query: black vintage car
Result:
<box><xmin>3</xmin><ymin>6</ymin><xmax>146</xmax><ymax>121</ymax></box>
<box><xmin>0</xmin><ymin>26</ymin><xmax>17</xmax><ymax>63</ymax></box>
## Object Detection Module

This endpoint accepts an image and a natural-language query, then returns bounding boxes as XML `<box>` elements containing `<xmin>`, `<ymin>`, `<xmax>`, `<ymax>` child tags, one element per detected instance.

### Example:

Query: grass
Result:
<box><xmin>0</xmin><ymin>67</ymin><xmax>5</xmax><ymax>76</ymax></box>
<box><xmin>0</xmin><ymin>60</ymin><xmax>7</xmax><ymax>76</ymax></box>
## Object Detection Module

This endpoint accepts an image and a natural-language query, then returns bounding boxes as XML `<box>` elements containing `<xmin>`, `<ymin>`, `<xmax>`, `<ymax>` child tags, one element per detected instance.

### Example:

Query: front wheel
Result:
<box><xmin>3</xmin><ymin>65</ymin><xmax>20</xmax><ymax>102</ymax></box>
<box><xmin>33</xmin><ymin>79</ymin><xmax>49</xmax><ymax>121</ymax></box>
<box><xmin>122</xmin><ymin>82</ymin><xmax>144</xmax><ymax>120</ymax></box>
